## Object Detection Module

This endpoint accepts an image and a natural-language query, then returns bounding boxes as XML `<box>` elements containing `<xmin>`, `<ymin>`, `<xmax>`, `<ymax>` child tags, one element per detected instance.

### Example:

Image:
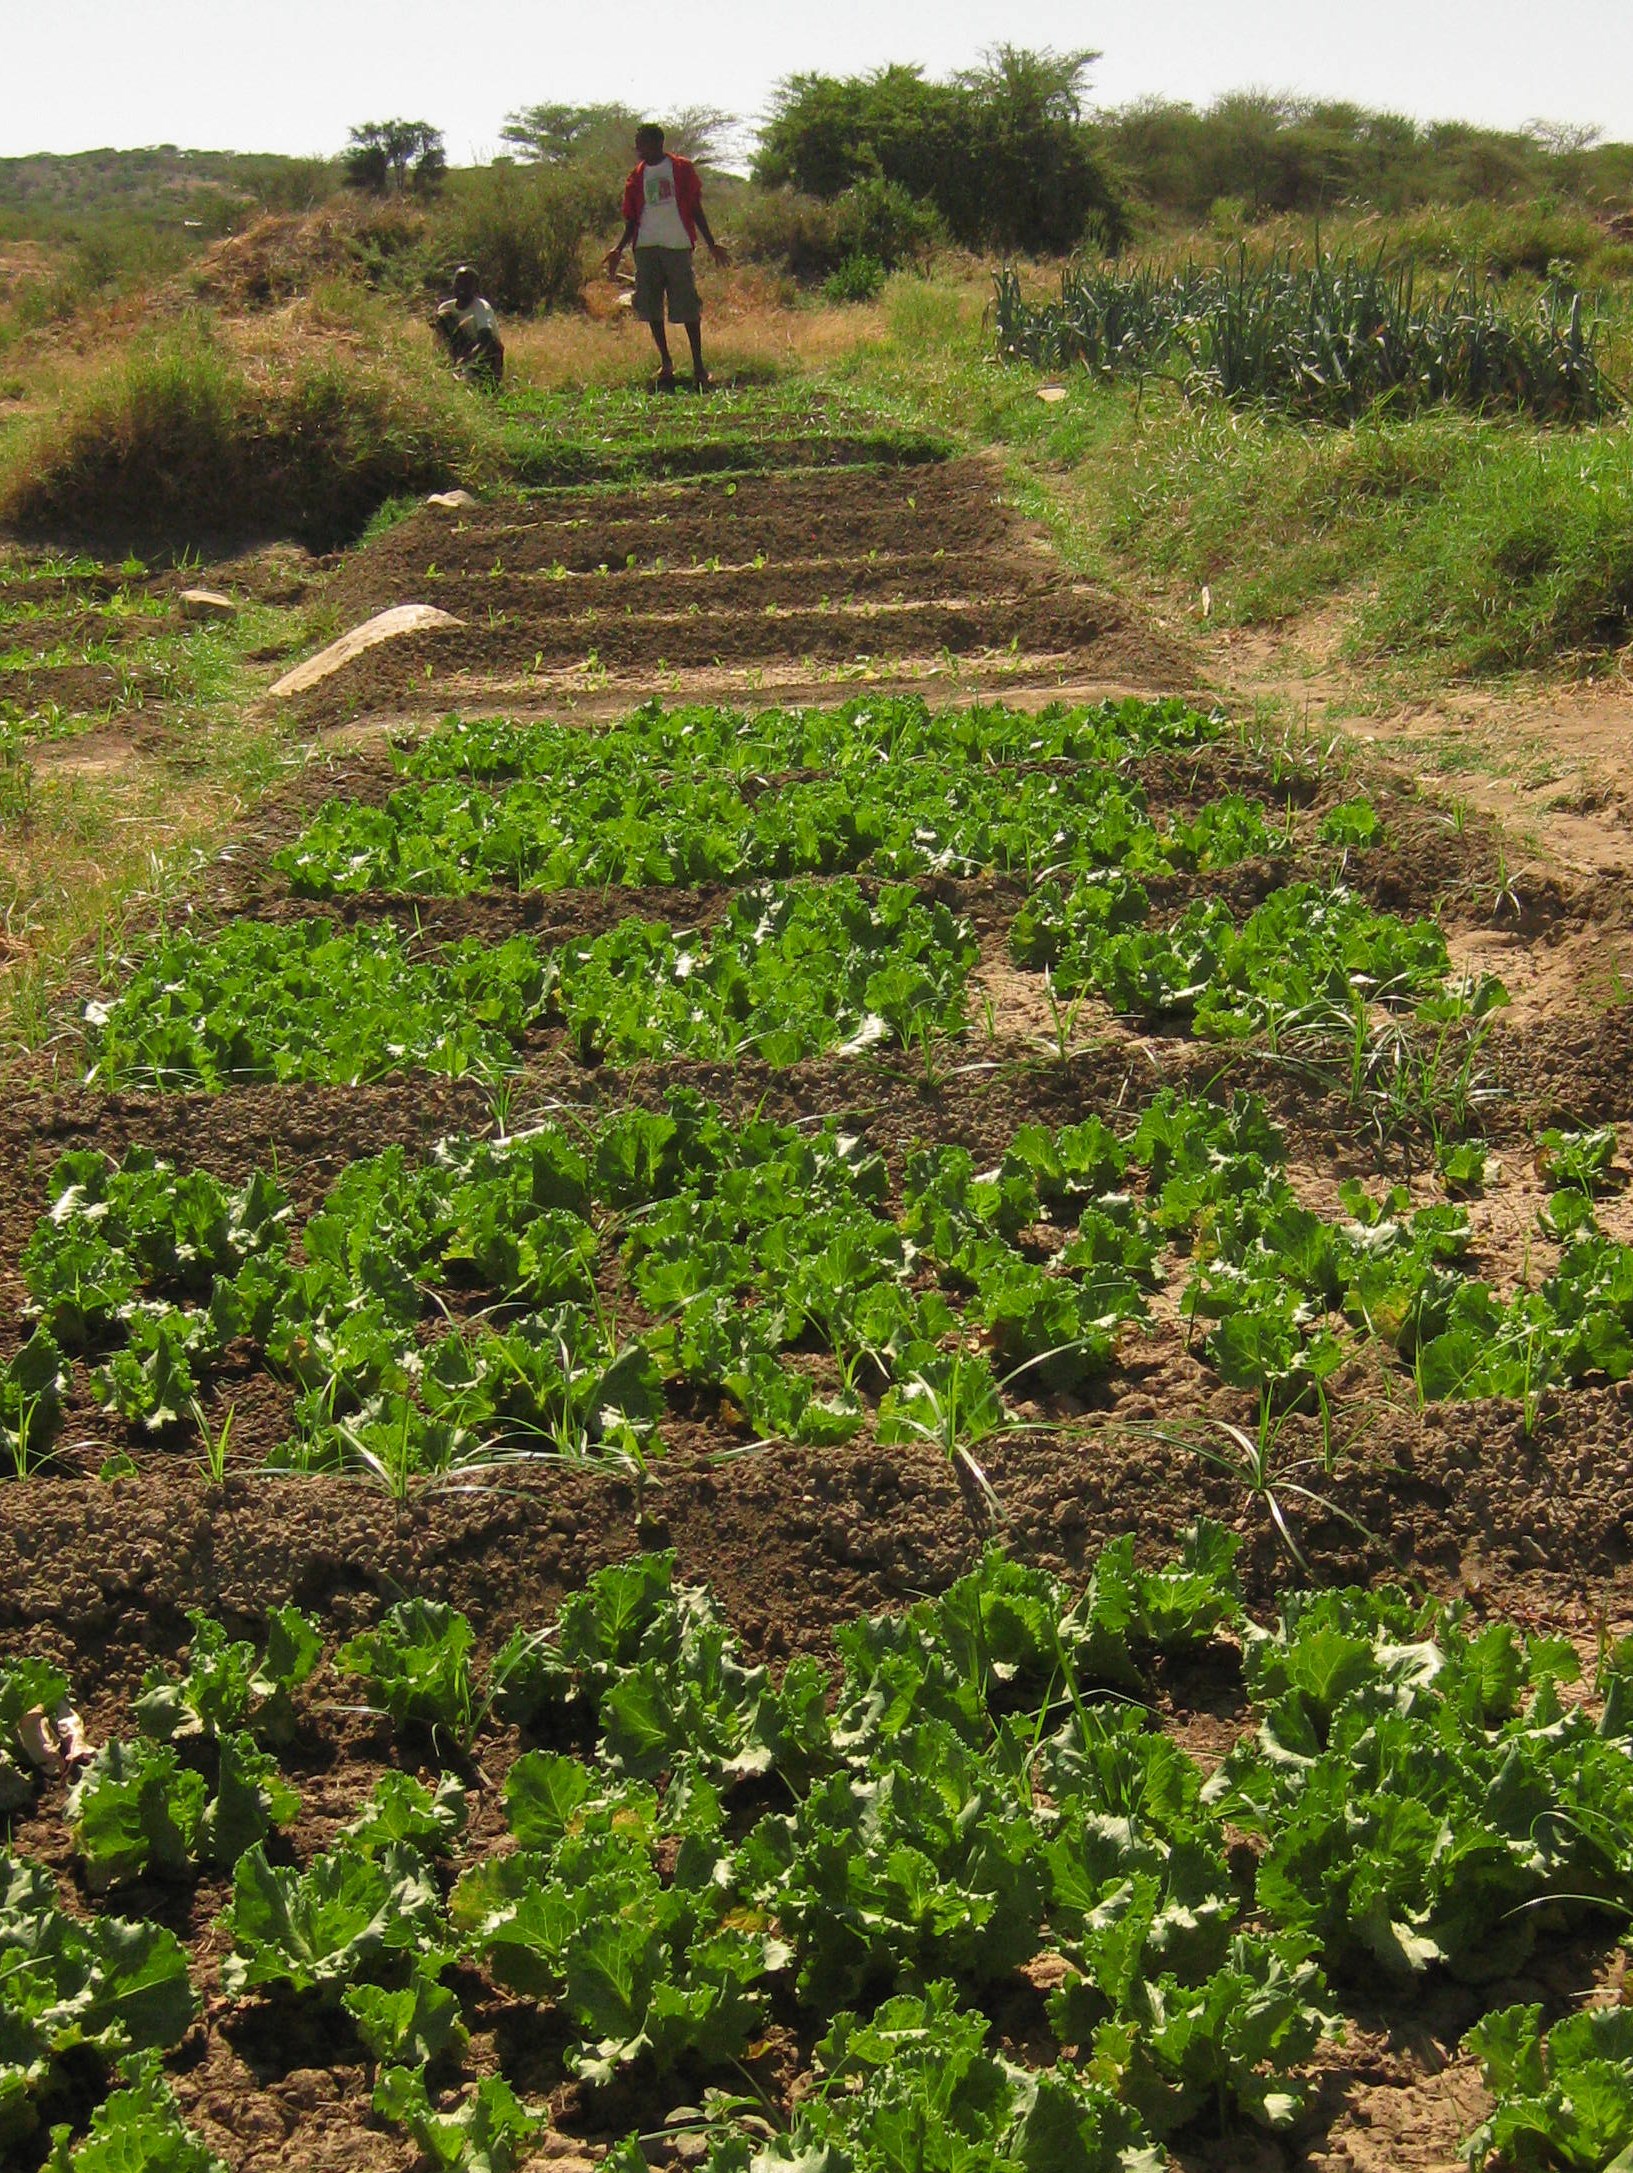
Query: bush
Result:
<box><xmin>4</xmin><ymin>221</ymin><xmax>193</xmax><ymax>332</ymax></box>
<box><xmin>831</xmin><ymin>177</ymin><xmax>943</xmax><ymax>270</ymax></box>
<box><xmin>755</xmin><ymin>49</ymin><xmax>1129</xmax><ymax>255</ymax></box>
<box><xmin>823</xmin><ymin>255</ymin><xmax>886</xmax><ymax>305</ymax></box>
<box><xmin>431</xmin><ymin>163</ymin><xmax>603</xmax><ymax>315</ymax></box>
<box><xmin>731</xmin><ymin>178</ymin><xmax>941</xmax><ymax>285</ymax></box>
<box><xmin>730</xmin><ymin>189</ymin><xmax>844</xmax><ymax>281</ymax></box>
<box><xmin>0</xmin><ymin>326</ymin><xmax>489</xmax><ymax>550</ymax></box>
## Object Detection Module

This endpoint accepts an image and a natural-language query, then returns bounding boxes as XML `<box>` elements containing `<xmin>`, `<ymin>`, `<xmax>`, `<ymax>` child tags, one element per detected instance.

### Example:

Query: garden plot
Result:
<box><xmin>10</xmin><ymin>691</ymin><xmax>1633</xmax><ymax>1559</ymax></box>
<box><xmin>1</xmin><ymin>1540</ymin><xmax>1631</xmax><ymax>2173</ymax></box>
<box><xmin>0</xmin><ymin>552</ymin><xmax>272</xmax><ymax>749</ymax></box>
<box><xmin>4</xmin><ymin>380</ymin><xmax>1633</xmax><ymax>2173</ymax></box>
<box><xmin>280</xmin><ymin>458</ymin><xmax>1178</xmax><ymax>729</ymax></box>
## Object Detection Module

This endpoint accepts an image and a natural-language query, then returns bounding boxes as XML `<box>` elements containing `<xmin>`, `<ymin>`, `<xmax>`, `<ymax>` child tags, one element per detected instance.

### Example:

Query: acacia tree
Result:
<box><xmin>499</xmin><ymin>102</ymin><xmax>735</xmax><ymax>170</ymax></box>
<box><xmin>499</xmin><ymin>103</ymin><xmax>628</xmax><ymax>164</ymax></box>
<box><xmin>342</xmin><ymin>120</ymin><xmax>447</xmax><ymax>196</ymax></box>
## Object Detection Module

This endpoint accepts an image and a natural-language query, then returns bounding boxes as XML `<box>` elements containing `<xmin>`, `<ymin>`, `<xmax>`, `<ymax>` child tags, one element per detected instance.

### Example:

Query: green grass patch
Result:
<box><xmin>842</xmin><ymin>278</ymin><xmax>1633</xmax><ymax>677</ymax></box>
<box><xmin>493</xmin><ymin>378</ymin><xmax>949</xmax><ymax>487</ymax></box>
<box><xmin>1359</xmin><ymin>422</ymin><xmax>1633</xmax><ymax>667</ymax></box>
<box><xmin>0</xmin><ymin>327</ymin><xmax>492</xmax><ymax>553</ymax></box>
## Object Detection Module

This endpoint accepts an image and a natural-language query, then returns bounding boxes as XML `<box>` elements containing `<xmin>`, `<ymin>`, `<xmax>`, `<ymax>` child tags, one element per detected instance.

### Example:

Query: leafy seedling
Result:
<box><xmin>372</xmin><ymin>2068</ymin><xmax>542</xmax><ymax>2173</ymax></box>
<box><xmin>335</xmin><ymin>1599</ymin><xmax>479</xmax><ymax>1747</ymax></box>
<box><xmin>220</xmin><ymin>1840</ymin><xmax>441</xmax><ymax>1997</ymax></box>
<box><xmin>135</xmin><ymin>1606</ymin><xmax>321</xmax><ymax>1747</ymax></box>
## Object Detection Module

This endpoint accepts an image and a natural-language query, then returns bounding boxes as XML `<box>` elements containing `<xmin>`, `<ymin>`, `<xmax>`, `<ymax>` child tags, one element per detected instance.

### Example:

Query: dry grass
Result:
<box><xmin>504</xmin><ymin>268</ymin><xmax>894</xmax><ymax>392</ymax></box>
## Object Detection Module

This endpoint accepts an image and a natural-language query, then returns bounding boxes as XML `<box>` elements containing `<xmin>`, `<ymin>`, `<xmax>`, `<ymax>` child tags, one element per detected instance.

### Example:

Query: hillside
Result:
<box><xmin>0</xmin><ymin>146</ymin><xmax>334</xmax><ymax>231</ymax></box>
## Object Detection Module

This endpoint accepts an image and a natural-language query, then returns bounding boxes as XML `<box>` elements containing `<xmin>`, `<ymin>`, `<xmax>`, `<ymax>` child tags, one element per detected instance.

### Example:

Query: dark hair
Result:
<box><xmin>636</xmin><ymin>122</ymin><xmax>665</xmax><ymax>151</ymax></box>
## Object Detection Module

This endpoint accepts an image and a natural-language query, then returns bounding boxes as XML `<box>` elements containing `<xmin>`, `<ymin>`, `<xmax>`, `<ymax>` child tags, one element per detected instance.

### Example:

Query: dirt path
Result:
<box><xmin>1216</xmin><ymin>614</ymin><xmax>1633</xmax><ymax>878</ymax></box>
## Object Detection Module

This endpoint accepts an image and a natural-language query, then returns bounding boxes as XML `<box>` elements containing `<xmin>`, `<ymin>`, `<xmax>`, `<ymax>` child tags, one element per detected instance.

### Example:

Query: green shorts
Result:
<box><xmin>633</xmin><ymin>245</ymin><xmax>701</xmax><ymax>325</ymax></box>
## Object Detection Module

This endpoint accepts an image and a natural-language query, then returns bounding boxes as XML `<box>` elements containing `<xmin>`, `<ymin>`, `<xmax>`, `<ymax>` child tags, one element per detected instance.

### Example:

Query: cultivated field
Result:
<box><xmin>2</xmin><ymin>361</ymin><xmax>1632</xmax><ymax>2173</ymax></box>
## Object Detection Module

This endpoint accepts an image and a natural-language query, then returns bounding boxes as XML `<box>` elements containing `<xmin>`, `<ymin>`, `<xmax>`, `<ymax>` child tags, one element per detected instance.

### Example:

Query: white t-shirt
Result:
<box><xmin>636</xmin><ymin>158</ymin><xmax>691</xmax><ymax>250</ymax></box>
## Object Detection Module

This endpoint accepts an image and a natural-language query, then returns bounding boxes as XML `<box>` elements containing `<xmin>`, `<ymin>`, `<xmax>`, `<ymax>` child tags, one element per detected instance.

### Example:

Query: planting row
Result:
<box><xmin>83</xmin><ymin>870</ymin><xmax>1487</xmax><ymax>1089</ymax></box>
<box><xmin>993</xmin><ymin>250</ymin><xmax>1617</xmax><ymax>423</ymax></box>
<box><xmin>274</xmin><ymin>694</ymin><xmax>1346</xmax><ymax>899</ymax></box>
<box><xmin>360</xmin><ymin>695</ymin><xmax>1225</xmax><ymax>780</ymax></box>
<box><xmin>276</xmin><ymin>758</ymin><xmax>1303</xmax><ymax>898</ymax></box>
<box><xmin>6</xmin><ymin>1545</ymin><xmax>1632</xmax><ymax>2170</ymax></box>
<box><xmin>0</xmin><ymin>549</ymin><xmax>253</xmax><ymax>743</ymax></box>
<box><xmin>7</xmin><ymin>1088</ymin><xmax>1628</xmax><ymax>1484</ymax></box>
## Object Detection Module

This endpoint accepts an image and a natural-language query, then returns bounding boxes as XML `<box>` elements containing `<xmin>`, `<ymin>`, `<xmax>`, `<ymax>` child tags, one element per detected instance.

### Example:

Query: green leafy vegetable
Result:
<box><xmin>336</xmin><ymin>1600</ymin><xmax>477</xmax><ymax>1744</ymax></box>
<box><xmin>135</xmin><ymin>1606</ymin><xmax>320</xmax><ymax>1747</ymax></box>
<box><xmin>219</xmin><ymin>1841</ymin><xmax>441</xmax><ymax>1997</ymax></box>
<box><xmin>372</xmin><ymin>2067</ymin><xmax>542</xmax><ymax>2173</ymax></box>
<box><xmin>1463</xmin><ymin>2002</ymin><xmax>1633</xmax><ymax>2173</ymax></box>
<box><xmin>344</xmin><ymin>1962</ymin><xmax>468</xmax><ymax>2067</ymax></box>
<box><xmin>67</xmin><ymin>1731</ymin><xmax>297</xmax><ymax>1890</ymax></box>
<box><xmin>44</xmin><ymin>2059</ymin><xmax>225</xmax><ymax>2173</ymax></box>
<box><xmin>0</xmin><ymin>1853</ymin><xmax>197</xmax><ymax>2148</ymax></box>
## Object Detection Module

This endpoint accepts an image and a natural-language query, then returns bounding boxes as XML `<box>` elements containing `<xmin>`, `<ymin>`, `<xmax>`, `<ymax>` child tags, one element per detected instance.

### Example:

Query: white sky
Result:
<box><xmin>4</xmin><ymin>0</ymin><xmax>1633</xmax><ymax>162</ymax></box>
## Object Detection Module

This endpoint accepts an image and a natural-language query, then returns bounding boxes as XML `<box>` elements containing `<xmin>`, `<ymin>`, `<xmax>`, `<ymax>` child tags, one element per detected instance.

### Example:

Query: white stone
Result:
<box><xmin>269</xmin><ymin>604</ymin><xmax>465</xmax><ymax>697</ymax></box>
<box><xmin>426</xmin><ymin>489</ymin><xmax>480</xmax><ymax>509</ymax></box>
<box><xmin>178</xmin><ymin>587</ymin><xmax>237</xmax><ymax>620</ymax></box>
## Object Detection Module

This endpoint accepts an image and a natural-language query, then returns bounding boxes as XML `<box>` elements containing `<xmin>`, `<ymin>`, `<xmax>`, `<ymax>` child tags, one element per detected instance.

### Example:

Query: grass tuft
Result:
<box><xmin>0</xmin><ymin>322</ymin><xmax>491</xmax><ymax>553</ymax></box>
<box><xmin>1360</xmin><ymin>424</ymin><xmax>1633</xmax><ymax>668</ymax></box>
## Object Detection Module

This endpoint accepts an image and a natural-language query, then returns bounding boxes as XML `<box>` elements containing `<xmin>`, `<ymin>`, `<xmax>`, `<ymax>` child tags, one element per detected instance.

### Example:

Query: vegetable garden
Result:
<box><xmin>2</xmin><ymin>392</ymin><xmax>1632</xmax><ymax>2173</ymax></box>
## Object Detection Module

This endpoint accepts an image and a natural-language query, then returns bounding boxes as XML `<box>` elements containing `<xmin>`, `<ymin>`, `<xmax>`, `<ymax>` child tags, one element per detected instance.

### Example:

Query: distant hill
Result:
<box><xmin>0</xmin><ymin>148</ymin><xmax>337</xmax><ymax>233</ymax></box>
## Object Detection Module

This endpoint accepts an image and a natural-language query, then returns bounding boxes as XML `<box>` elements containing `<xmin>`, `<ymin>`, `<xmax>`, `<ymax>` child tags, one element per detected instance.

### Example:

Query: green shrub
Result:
<box><xmin>756</xmin><ymin>50</ymin><xmax>1128</xmax><ymax>255</ymax></box>
<box><xmin>0</xmin><ymin>325</ymin><xmax>489</xmax><ymax>550</ymax></box>
<box><xmin>823</xmin><ymin>255</ymin><xmax>886</xmax><ymax>305</ymax></box>
<box><xmin>731</xmin><ymin>177</ymin><xmax>940</xmax><ymax>287</ymax></box>
<box><xmin>831</xmin><ymin>176</ymin><xmax>943</xmax><ymax>270</ymax></box>
<box><xmin>431</xmin><ymin>164</ymin><xmax>602</xmax><ymax>314</ymax></box>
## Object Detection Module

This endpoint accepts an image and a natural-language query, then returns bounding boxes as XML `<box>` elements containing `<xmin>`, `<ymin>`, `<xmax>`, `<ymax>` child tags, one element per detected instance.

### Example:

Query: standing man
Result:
<box><xmin>603</xmin><ymin>124</ymin><xmax>728</xmax><ymax>392</ymax></box>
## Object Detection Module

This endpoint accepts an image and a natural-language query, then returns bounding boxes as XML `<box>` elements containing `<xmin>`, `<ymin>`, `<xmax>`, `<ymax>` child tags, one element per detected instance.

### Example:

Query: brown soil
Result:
<box><xmin>333</xmin><ymin>464</ymin><xmax>1020</xmax><ymax>602</ymax></box>
<box><xmin>0</xmin><ymin>659</ymin><xmax>158</xmax><ymax>716</ymax></box>
<box><xmin>279</xmin><ymin>459</ymin><xmax>1187</xmax><ymax>725</ymax></box>
<box><xmin>0</xmin><ymin>608</ymin><xmax>174</xmax><ymax>652</ymax></box>
<box><xmin>1218</xmin><ymin>614</ymin><xmax>1633</xmax><ymax>880</ymax></box>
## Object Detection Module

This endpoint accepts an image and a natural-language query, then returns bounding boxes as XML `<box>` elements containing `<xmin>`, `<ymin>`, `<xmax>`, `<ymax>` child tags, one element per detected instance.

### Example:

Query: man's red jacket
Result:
<box><xmin>622</xmin><ymin>154</ymin><xmax>703</xmax><ymax>245</ymax></box>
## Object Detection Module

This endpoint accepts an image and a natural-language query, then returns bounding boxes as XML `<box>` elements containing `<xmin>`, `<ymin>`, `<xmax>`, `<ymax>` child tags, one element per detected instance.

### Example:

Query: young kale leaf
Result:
<box><xmin>135</xmin><ymin>1606</ymin><xmax>320</xmax><ymax>1747</ymax></box>
<box><xmin>373</xmin><ymin>2068</ymin><xmax>542</xmax><ymax>2173</ymax></box>
<box><xmin>220</xmin><ymin>1841</ymin><xmax>441</xmax><ymax>1997</ymax></box>
<box><xmin>336</xmin><ymin>1600</ymin><xmax>477</xmax><ymax>1745</ymax></box>
<box><xmin>1463</xmin><ymin>2002</ymin><xmax>1633</xmax><ymax>2173</ymax></box>
<box><xmin>43</xmin><ymin>2057</ymin><xmax>226</xmax><ymax>2173</ymax></box>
